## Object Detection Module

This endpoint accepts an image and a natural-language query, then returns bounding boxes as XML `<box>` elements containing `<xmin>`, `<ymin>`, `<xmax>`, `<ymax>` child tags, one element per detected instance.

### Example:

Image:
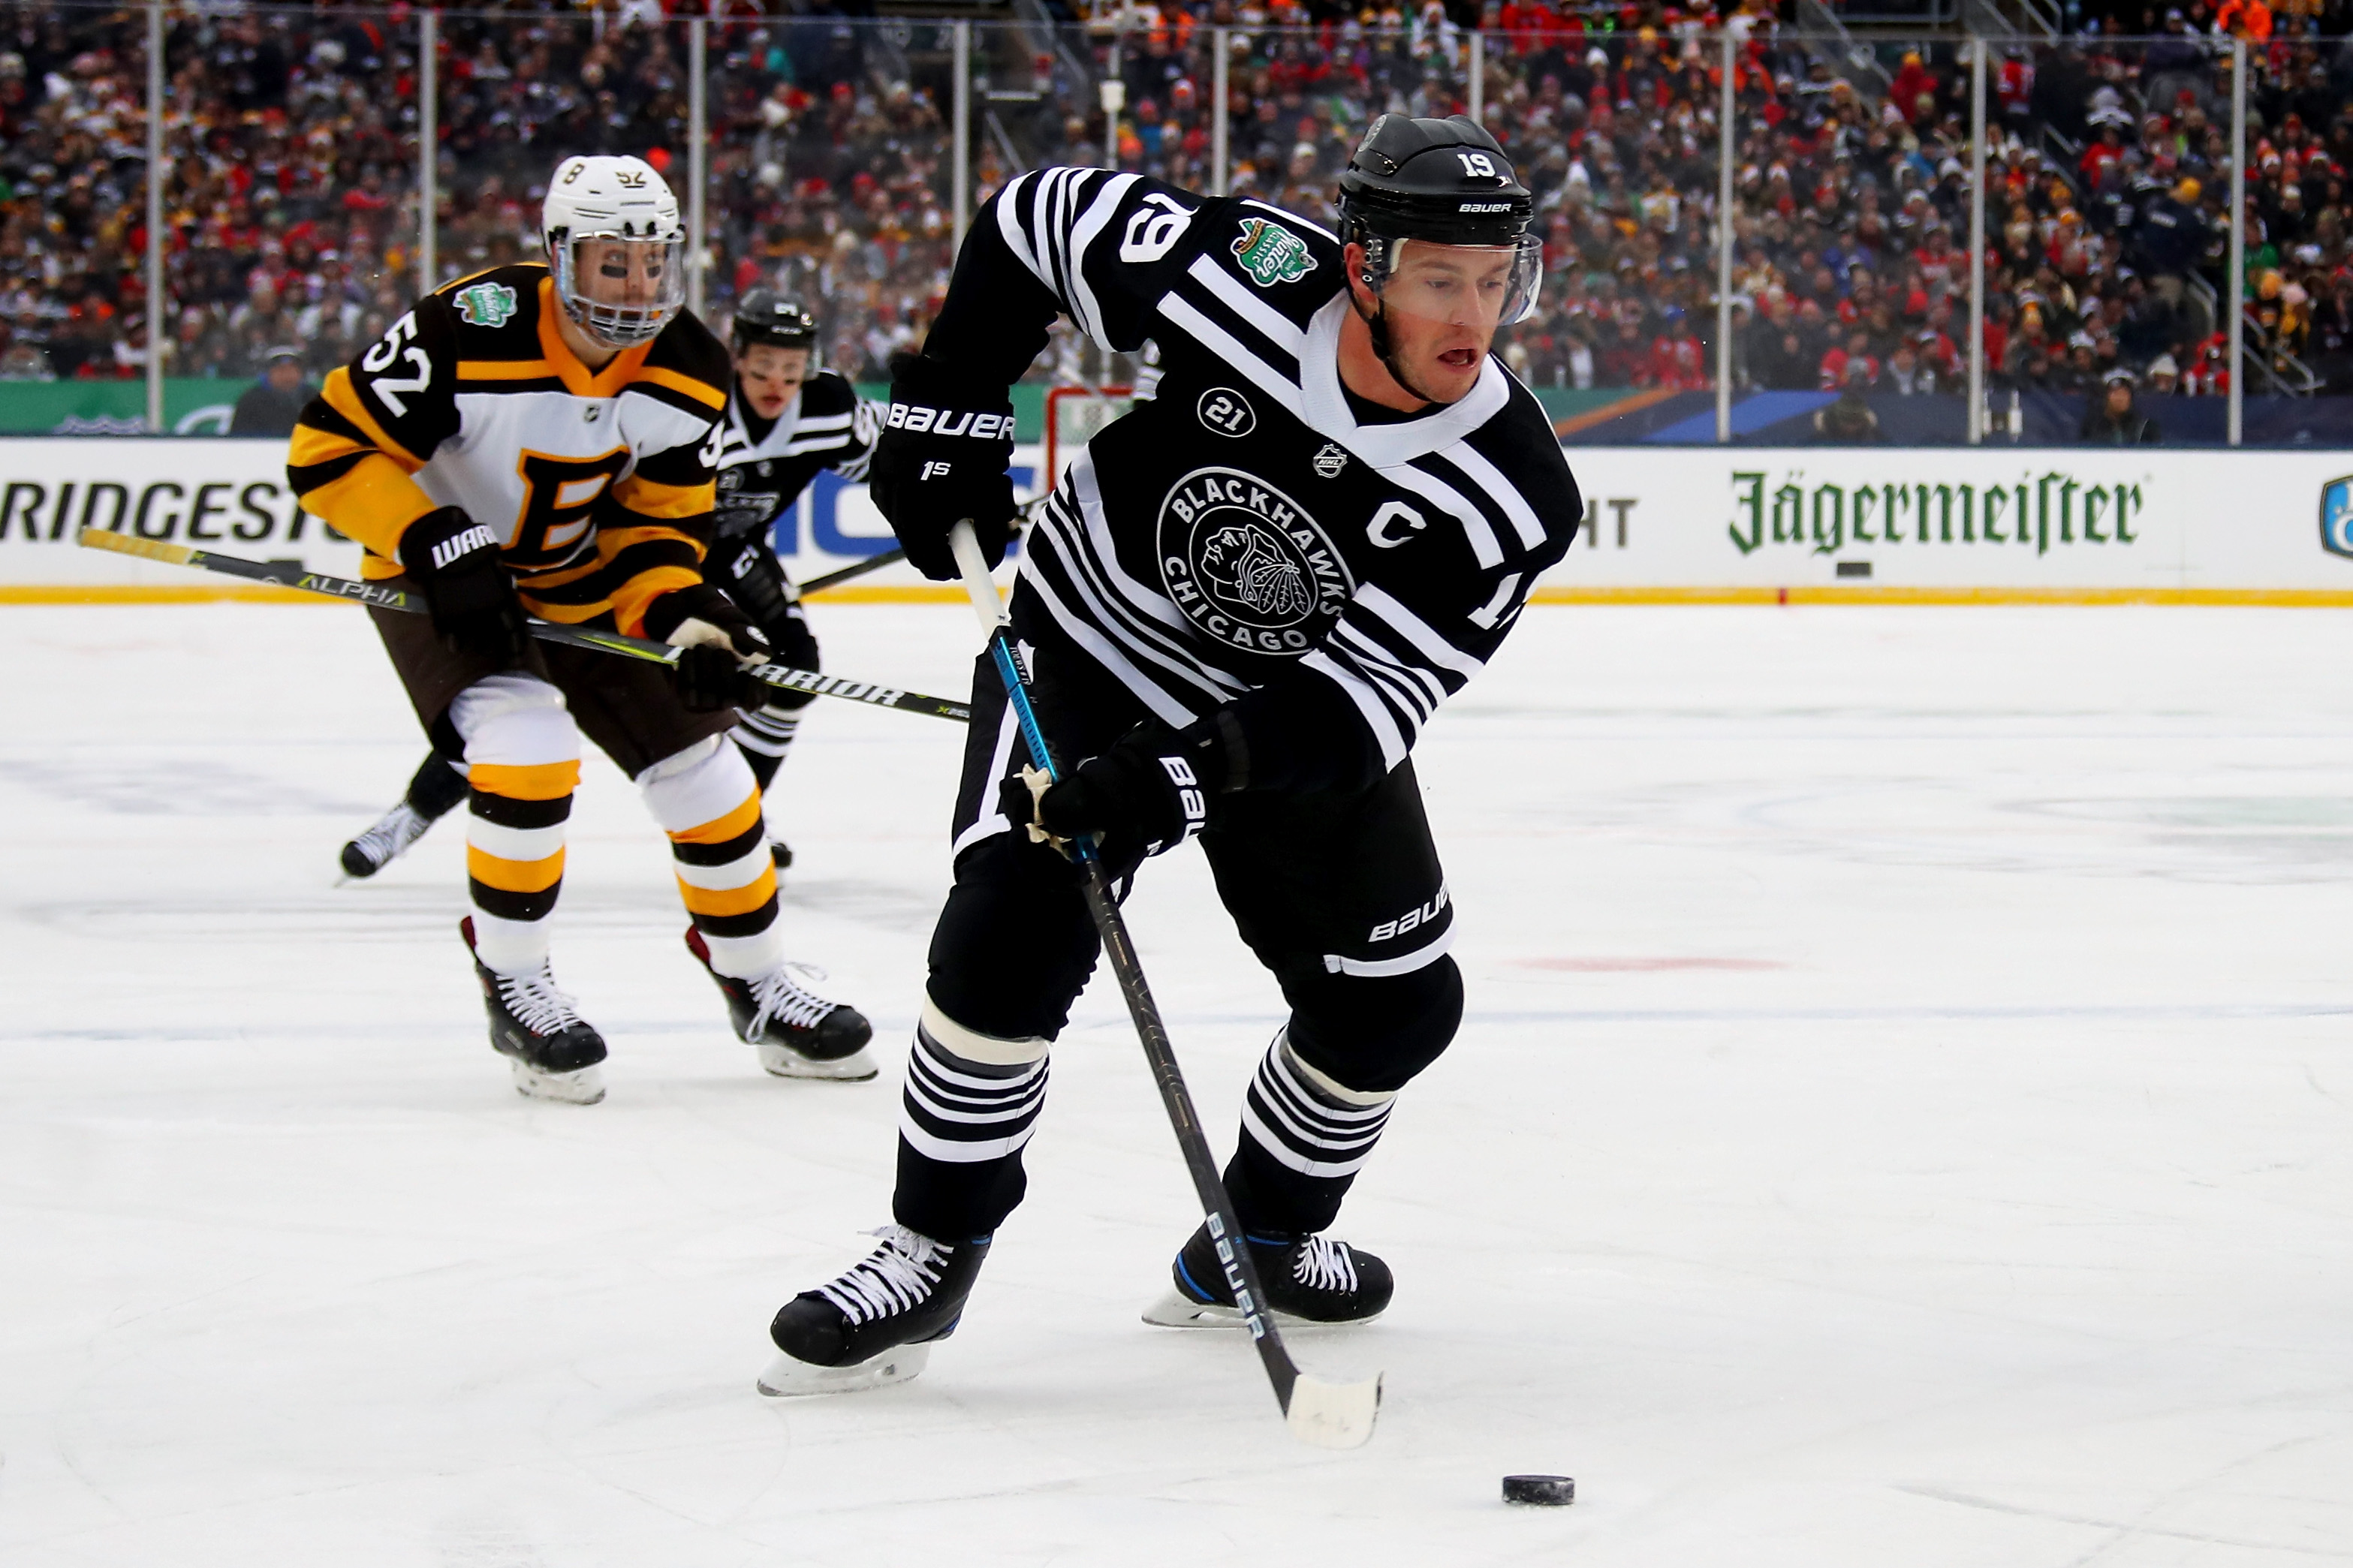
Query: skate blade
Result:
<box><xmin>509</xmin><ymin>1060</ymin><xmax>605</xmax><ymax>1105</ymax></box>
<box><xmin>755</xmin><ymin>1341</ymin><xmax>928</xmax><ymax>1397</ymax></box>
<box><xmin>1140</xmin><ymin>1290</ymin><xmax>1385</xmax><ymax>1330</ymax></box>
<box><xmin>756</xmin><ymin>1042</ymin><xmax>878</xmax><ymax>1081</ymax></box>
<box><xmin>1285</xmin><ymin>1369</ymin><xmax>1383</xmax><ymax>1450</ymax></box>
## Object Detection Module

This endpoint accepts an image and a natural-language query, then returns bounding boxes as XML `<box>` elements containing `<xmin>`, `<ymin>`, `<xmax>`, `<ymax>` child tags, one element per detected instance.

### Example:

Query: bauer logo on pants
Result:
<box><xmin>1158</xmin><ymin>468</ymin><xmax>1353</xmax><ymax>655</ymax></box>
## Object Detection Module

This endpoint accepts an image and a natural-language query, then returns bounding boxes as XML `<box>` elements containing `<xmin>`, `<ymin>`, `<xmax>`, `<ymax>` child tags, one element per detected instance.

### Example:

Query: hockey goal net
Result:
<box><xmin>1043</xmin><ymin>384</ymin><xmax>1133</xmax><ymax>489</ymax></box>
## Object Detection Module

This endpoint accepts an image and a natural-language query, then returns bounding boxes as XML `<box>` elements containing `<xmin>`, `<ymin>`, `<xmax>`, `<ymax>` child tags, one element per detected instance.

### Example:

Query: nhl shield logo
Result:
<box><xmin>1312</xmin><ymin>443</ymin><xmax>1348</xmax><ymax>478</ymax></box>
<box><xmin>2324</xmin><ymin>476</ymin><xmax>2353</xmax><ymax>558</ymax></box>
<box><xmin>1158</xmin><ymin>467</ymin><xmax>1354</xmax><ymax>655</ymax></box>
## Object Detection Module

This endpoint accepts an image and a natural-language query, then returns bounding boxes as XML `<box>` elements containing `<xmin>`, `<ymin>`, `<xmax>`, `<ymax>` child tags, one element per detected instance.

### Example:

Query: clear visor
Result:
<box><xmin>553</xmin><ymin>235</ymin><xmax>685</xmax><ymax>348</ymax></box>
<box><xmin>1371</xmin><ymin>234</ymin><xmax>1544</xmax><ymax>330</ymax></box>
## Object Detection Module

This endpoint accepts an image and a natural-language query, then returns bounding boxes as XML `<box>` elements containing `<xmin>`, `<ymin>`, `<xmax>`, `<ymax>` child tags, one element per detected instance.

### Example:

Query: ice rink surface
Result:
<box><xmin>5</xmin><ymin>599</ymin><xmax>2351</xmax><ymax>1566</ymax></box>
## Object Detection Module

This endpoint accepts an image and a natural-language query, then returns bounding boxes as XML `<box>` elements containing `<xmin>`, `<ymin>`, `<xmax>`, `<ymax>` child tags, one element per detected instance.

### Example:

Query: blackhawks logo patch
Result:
<box><xmin>454</xmin><ymin>281</ymin><xmax>520</xmax><ymax>328</ymax></box>
<box><xmin>1231</xmin><ymin>218</ymin><xmax>1317</xmax><ymax>287</ymax></box>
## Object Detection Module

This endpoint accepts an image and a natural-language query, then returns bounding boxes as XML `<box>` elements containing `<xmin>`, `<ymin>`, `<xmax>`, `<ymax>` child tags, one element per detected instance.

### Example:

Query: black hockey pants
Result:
<box><xmin>892</xmin><ymin>598</ymin><xmax>1463</xmax><ymax>1244</ymax></box>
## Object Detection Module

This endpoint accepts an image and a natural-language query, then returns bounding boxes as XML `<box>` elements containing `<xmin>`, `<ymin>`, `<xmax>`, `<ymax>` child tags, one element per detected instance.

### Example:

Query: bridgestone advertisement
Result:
<box><xmin>6</xmin><ymin>438</ymin><xmax>2353</xmax><ymax>601</ymax></box>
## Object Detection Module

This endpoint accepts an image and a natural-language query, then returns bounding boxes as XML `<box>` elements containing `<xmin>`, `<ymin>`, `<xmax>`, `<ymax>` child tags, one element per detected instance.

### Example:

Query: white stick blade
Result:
<box><xmin>1285</xmin><ymin>1370</ymin><xmax>1382</xmax><ymax>1449</ymax></box>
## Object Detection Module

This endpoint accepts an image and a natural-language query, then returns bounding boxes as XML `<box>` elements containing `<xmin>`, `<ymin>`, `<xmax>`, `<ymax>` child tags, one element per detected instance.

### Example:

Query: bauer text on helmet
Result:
<box><xmin>542</xmin><ymin>155</ymin><xmax>686</xmax><ymax>350</ymax></box>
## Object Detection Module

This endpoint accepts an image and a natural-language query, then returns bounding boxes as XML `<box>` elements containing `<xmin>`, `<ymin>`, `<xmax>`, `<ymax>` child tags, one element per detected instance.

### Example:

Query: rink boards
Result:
<box><xmin>5</xmin><ymin>436</ymin><xmax>2353</xmax><ymax>604</ymax></box>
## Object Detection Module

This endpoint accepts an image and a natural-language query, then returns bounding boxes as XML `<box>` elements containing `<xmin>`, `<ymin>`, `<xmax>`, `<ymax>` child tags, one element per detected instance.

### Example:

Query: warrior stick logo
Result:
<box><xmin>1231</xmin><ymin>218</ymin><xmax>1317</xmax><ymax>287</ymax></box>
<box><xmin>454</xmin><ymin>283</ymin><xmax>520</xmax><ymax>328</ymax></box>
<box><xmin>1158</xmin><ymin>467</ymin><xmax>1353</xmax><ymax>654</ymax></box>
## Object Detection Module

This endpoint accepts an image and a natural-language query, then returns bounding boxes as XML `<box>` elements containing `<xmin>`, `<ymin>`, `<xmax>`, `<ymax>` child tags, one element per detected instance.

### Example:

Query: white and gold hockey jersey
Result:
<box><xmin>288</xmin><ymin>263</ymin><xmax>731</xmax><ymax>637</ymax></box>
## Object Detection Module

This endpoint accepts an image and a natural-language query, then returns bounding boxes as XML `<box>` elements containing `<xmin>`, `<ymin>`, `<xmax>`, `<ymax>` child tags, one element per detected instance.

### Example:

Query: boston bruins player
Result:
<box><xmin>759</xmin><ymin>116</ymin><xmax>1581</xmax><ymax>1393</ymax></box>
<box><xmin>291</xmin><ymin>154</ymin><xmax>874</xmax><ymax>1103</ymax></box>
<box><xmin>337</xmin><ymin>292</ymin><xmax>877</xmax><ymax>877</ymax></box>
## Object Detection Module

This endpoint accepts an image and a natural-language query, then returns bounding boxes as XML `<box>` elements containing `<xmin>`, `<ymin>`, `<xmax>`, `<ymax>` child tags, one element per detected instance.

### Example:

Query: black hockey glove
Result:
<box><xmin>399</xmin><ymin>505</ymin><xmax>529</xmax><ymax>666</ymax></box>
<box><xmin>714</xmin><ymin>540</ymin><xmax>819</xmax><ymax>712</ymax></box>
<box><xmin>869</xmin><ymin>357</ymin><xmax>1018</xmax><ymax>582</ymax></box>
<box><xmin>999</xmin><ymin>721</ymin><xmax>1226</xmax><ymax>862</ymax></box>
<box><xmin>643</xmin><ymin>585</ymin><xmax>774</xmax><ymax>714</ymax></box>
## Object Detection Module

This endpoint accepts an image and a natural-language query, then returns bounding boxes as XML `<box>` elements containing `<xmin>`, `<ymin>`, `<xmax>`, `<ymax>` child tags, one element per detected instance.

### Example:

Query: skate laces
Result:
<box><xmin>815</xmin><ymin>1226</ymin><xmax>950</xmax><ymax>1325</ymax></box>
<box><xmin>351</xmin><ymin>803</ymin><xmax>426</xmax><ymax>867</ymax></box>
<box><xmin>1291</xmin><ymin>1234</ymin><xmax>1360</xmax><ymax>1294</ymax></box>
<box><xmin>496</xmin><ymin>964</ymin><xmax>586</xmax><ymax>1037</ymax></box>
<box><xmin>745</xmin><ymin>961</ymin><xmax>838</xmax><ymax>1040</ymax></box>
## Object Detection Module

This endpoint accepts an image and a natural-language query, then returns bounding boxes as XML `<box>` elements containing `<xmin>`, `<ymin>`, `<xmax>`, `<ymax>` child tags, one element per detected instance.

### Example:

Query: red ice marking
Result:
<box><xmin>1512</xmin><ymin>957</ymin><xmax>1789</xmax><ymax>973</ymax></box>
<box><xmin>1777</xmin><ymin>586</ymin><xmax>1789</xmax><ymax>605</ymax></box>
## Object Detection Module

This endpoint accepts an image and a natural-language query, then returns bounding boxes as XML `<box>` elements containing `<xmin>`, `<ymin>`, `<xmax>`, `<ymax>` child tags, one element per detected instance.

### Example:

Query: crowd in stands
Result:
<box><xmin>4</xmin><ymin>0</ymin><xmax>2352</xmax><ymax>419</ymax></box>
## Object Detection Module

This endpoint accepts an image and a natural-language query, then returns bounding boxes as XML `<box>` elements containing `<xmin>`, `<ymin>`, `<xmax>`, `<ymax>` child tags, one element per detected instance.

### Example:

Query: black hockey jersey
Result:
<box><xmin>712</xmin><ymin>367</ymin><xmax>878</xmax><ymax>547</ymax></box>
<box><xmin>930</xmin><ymin>168</ymin><xmax>1581</xmax><ymax>790</ymax></box>
<box><xmin>288</xmin><ymin>263</ymin><xmax>730</xmax><ymax>639</ymax></box>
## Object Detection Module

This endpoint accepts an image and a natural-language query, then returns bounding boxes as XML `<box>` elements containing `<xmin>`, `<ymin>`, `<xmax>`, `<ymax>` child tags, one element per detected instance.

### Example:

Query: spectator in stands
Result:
<box><xmin>230</xmin><ymin>345</ymin><xmax>314</xmax><ymax>437</ymax></box>
<box><xmin>1813</xmin><ymin>362</ymin><xmax>1885</xmax><ymax>442</ymax></box>
<box><xmin>2080</xmin><ymin>367</ymin><xmax>2162</xmax><ymax>442</ymax></box>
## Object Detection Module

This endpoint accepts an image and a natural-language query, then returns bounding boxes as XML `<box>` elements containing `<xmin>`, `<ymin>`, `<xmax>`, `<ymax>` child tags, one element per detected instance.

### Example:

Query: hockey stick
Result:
<box><xmin>77</xmin><ymin>528</ymin><xmax>971</xmax><ymax>724</ymax></box>
<box><xmin>798</xmin><ymin>546</ymin><xmax>905</xmax><ymax>594</ymax></box>
<box><xmin>947</xmin><ymin>521</ymin><xmax>1381</xmax><ymax>1452</ymax></box>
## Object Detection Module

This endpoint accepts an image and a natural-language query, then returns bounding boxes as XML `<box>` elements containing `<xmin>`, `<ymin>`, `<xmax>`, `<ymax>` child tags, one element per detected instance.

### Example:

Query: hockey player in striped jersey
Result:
<box><xmin>293</xmin><ymin>155</ymin><xmax>873</xmax><ymax>1104</ymax></box>
<box><xmin>761</xmin><ymin>116</ymin><xmax>1582</xmax><ymax>1394</ymax></box>
<box><xmin>338</xmin><ymin>292</ymin><xmax>878</xmax><ymax>877</ymax></box>
<box><xmin>705</xmin><ymin>290</ymin><xmax>878</xmax><ymax>856</ymax></box>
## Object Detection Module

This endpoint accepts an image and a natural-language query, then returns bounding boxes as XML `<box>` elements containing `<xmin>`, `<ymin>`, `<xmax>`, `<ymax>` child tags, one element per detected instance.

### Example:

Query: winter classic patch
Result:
<box><xmin>1231</xmin><ymin>218</ymin><xmax>1317</xmax><ymax>287</ymax></box>
<box><xmin>454</xmin><ymin>282</ymin><xmax>520</xmax><ymax>328</ymax></box>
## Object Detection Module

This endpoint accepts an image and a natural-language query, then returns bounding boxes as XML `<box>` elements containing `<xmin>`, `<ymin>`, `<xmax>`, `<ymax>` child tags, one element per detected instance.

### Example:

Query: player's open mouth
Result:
<box><xmin>1438</xmin><ymin>348</ymin><xmax>1478</xmax><ymax>369</ymax></box>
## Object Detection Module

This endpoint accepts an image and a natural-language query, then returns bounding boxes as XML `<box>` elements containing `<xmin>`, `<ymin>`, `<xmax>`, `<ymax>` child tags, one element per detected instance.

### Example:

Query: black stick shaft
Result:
<box><xmin>79</xmin><ymin>530</ymin><xmax>969</xmax><ymax>724</ymax></box>
<box><xmin>799</xmin><ymin>546</ymin><xmax>906</xmax><ymax>594</ymax></box>
<box><xmin>1075</xmin><ymin>861</ymin><xmax>1303</xmax><ymax>1413</ymax></box>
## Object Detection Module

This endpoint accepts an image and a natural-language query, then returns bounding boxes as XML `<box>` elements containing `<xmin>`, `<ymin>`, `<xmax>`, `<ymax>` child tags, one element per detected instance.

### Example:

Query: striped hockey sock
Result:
<box><xmin>452</xmin><ymin>676</ymin><xmax>581</xmax><ymax>976</ymax></box>
<box><xmin>1237</xmin><ymin>1028</ymin><xmax>1398</xmax><ymax>1194</ymax></box>
<box><xmin>640</xmin><ymin>736</ymin><xmax>780</xmax><ymax>977</ymax></box>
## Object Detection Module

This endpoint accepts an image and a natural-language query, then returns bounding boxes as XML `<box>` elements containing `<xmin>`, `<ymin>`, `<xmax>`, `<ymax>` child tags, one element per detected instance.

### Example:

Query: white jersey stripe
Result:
<box><xmin>1300</xmin><ymin>649</ymin><xmax>1409</xmax><ymax>770</ymax></box>
<box><xmin>1020</xmin><ymin>557</ymin><xmax>1202</xmax><ymax>728</ymax></box>
<box><xmin>1437</xmin><ymin>441</ymin><xmax>1549</xmax><ymax>552</ymax></box>
<box><xmin>1029</xmin><ymin>512</ymin><xmax>1237</xmax><ymax>706</ymax></box>
<box><xmin>1354</xmin><ymin>583</ymin><xmax>1487</xmax><ymax>679</ymax></box>
<box><xmin>1155</xmin><ymin>294</ymin><xmax>1305</xmax><ymax>419</ymax></box>
<box><xmin>1066</xmin><ymin>173</ymin><xmax>1141</xmax><ymax>348</ymax></box>
<box><xmin>1378</xmin><ymin>461</ymin><xmax>1505</xmax><ymax>569</ymax></box>
<box><xmin>997</xmin><ymin>173</ymin><xmax>1049</xmax><ymax>287</ymax></box>
<box><xmin>1184</xmin><ymin>254</ymin><xmax>1309</xmax><ymax>360</ymax></box>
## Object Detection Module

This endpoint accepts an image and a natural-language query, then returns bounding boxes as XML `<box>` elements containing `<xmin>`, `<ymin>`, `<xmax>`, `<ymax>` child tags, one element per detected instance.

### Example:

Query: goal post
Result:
<box><xmin>1043</xmin><ymin>384</ymin><xmax>1134</xmax><ymax>488</ymax></box>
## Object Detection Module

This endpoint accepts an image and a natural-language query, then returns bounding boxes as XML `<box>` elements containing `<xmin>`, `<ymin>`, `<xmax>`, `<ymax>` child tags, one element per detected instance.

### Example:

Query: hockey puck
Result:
<box><xmin>1502</xmin><ymin>1474</ymin><xmax>1576</xmax><ymax>1507</ymax></box>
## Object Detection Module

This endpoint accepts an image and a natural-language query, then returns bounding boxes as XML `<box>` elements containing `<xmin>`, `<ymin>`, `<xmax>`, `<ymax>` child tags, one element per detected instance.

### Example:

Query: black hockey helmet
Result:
<box><xmin>1338</xmin><ymin>113</ymin><xmax>1535</xmax><ymax>250</ymax></box>
<box><xmin>733</xmin><ymin>289</ymin><xmax>819</xmax><ymax>352</ymax></box>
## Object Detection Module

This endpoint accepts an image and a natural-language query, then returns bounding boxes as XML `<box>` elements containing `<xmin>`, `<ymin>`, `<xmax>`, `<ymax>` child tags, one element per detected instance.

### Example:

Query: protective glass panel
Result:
<box><xmin>703</xmin><ymin>16</ymin><xmax>957</xmax><ymax>381</ymax></box>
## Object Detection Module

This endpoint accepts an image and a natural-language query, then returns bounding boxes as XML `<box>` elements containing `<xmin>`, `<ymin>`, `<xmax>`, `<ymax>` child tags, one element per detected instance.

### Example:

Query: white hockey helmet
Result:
<box><xmin>541</xmin><ymin>154</ymin><xmax>685</xmax><ymax>349</ymax></box>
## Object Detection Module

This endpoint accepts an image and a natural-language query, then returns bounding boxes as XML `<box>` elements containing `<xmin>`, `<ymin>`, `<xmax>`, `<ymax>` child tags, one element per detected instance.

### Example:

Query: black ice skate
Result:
<box><xmin>462</xmin><ymin>917</ymin><xmax>607</xmax><ymax>1105</ymax></box>
<box><xmin>758</xmin><ymin>1226</ymin><xmax>991</xmax><ymax>1396</ymax></box>
<box><xmin>1143</xmin><ymin>1222</ymin><xmax>1394</xmax><ymax>1329</ymax></box>
<box><xmin>340</xmin><ymin>801</ymin><xmax>432</xmax><ymax>878</ymax></box>
<box><xmin>682</xmin><ymin>928</ymin><xmax>875</xmax><ymax>1079</ymax></box>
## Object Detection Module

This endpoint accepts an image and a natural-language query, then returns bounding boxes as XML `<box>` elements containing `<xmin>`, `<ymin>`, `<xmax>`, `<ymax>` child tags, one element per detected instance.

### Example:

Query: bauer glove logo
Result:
<box><xmin>884</xmin><ymin>404</ymin><xmax>1014</xmax><ymax>440</ymax></box>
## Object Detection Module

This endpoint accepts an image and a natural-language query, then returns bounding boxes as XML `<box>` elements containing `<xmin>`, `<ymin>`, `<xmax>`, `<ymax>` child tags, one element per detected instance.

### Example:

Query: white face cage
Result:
<box><xmin>550</xmin><ymin>235</ymin><xmax>684</xmax><ymax>350</ymax></box>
